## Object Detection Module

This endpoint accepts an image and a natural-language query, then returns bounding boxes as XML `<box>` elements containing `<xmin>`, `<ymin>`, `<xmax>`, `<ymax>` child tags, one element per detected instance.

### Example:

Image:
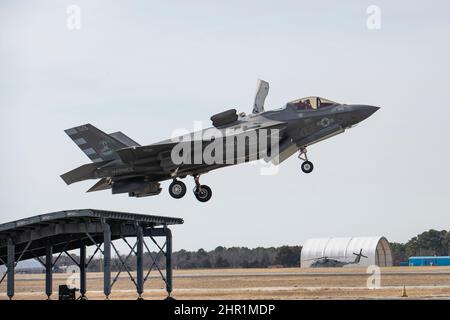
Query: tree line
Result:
<box><xmin>52</xmin><ymin>229</ymin><xmax>449</xmax><ymax>271</ymax></box>
<box><xmin>390</xmin><ymin>229</ymin><xmax>450</xmax><ymax>265</ymax></box>
<box><xmin>53</xmin><ymin>245</ymin><xmax>302</xmax><ymax>272</ymax></box>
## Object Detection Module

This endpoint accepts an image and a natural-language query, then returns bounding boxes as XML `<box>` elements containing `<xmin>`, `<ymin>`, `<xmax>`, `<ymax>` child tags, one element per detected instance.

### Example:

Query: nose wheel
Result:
<box><xmin>299</xmin><ymin>148</ymin><xmax>314</xmax><ymax>174</ymax></box>
<box><xmin>301</xmin><ymin>161</ymin><xmax>314</xmax><ymax>174</ymax></box>
<box><xmin>168</xmin><ymin>179</ymin><xmax>187</xmax><ymax>199</ymax></box>
<box><xmin>193</xmin><ymin>175</ymin><xmax>212</xmax><ymax>202</ymax></box>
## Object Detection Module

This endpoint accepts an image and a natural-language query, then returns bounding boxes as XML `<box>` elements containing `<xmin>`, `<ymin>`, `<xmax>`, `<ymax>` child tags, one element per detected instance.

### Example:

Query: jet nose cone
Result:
<box><xmin>365</xmin><ymin>105</ymin><xmax>380</xmax><ymax>116</ymax></box>
<box><xmin>357</xmin><ymin>105</ymin><xmax>380</xmax><ymax>117</ymax></box>
<box><xmin>348</xmin><ymin>105</ymin><xmax>380</xmax><ymax>126</ymax></box>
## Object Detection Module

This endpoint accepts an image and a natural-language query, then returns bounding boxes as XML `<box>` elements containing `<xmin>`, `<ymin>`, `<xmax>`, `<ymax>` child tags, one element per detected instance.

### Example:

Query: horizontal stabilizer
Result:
<box><xmin>60</xmin><ymin>162</ymin><xmax>107</xmax><ymax>185</ymax></box>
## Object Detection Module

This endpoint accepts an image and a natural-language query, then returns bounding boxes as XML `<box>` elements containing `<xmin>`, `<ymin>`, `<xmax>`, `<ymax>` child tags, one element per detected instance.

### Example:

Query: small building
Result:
<box><xmin>408</xmin><ymin>256</ymin><xmax>450</xmax><ymax>266</ymax></box>
<box><xmin>301</xmin><ymin>236</ymin><xmax>393</xmax><ymax>268</ymax></box>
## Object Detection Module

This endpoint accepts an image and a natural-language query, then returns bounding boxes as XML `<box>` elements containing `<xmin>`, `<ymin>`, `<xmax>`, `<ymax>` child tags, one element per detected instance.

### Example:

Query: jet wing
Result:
<box><xmin>116</xmin><ymin>142</ymin><xmax>178</xmax><ymax>164</ymax></box>
<box><xmin>245</xmin><ymin>120</ymin><xmax>285</xmax><ymax>131</ymax></box>
<box><xmin>224</xmin><ymin>118</ymin><xmax>287</xmax><ymax>134</ymax></box>
<box><xmin>116</xmin><ymin>120</ymin><xmax>286</xmax><ymax>169</ymax></box>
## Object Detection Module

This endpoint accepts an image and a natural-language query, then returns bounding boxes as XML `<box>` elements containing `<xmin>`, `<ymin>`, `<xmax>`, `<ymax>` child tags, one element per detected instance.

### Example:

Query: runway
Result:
<box><xmin>2</xmin><ymin>267</ymin><xmax>450</xmax><ymax>300</ymax></box>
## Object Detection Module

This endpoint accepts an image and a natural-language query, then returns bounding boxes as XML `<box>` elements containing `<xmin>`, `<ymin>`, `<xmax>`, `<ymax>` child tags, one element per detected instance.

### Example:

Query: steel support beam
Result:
<box><xmin>136</xmin><ymin>224</ymin><xmax>144</xmax><ymax>299</ymax></box>
<box><xmin>80</xmin><ymin>243</ymin><xmax>87</xmax><ymax>299</ymax></box>
<box><xmin>103</xmin><ymin>221</ymin><xmax>111</xmax><ymax>298</ymax></box>
<box><xmin>7</xmin><ymin>238</ymin><xmax>14</xmax><ymax>300</ymax></box>
<box><xmin>45</xmin><ymin>242</ymin><xmax>53</xmax><ymax>299</ymax></box>
<box><xmin>1</xmin><ymin>224</ymin><xmax>178</xmax><ymax>300</ymax></box>
<box><xmin>165</xmin><ymin>228</ymin><xmax>173</xmax><ymax>296</ymax></box>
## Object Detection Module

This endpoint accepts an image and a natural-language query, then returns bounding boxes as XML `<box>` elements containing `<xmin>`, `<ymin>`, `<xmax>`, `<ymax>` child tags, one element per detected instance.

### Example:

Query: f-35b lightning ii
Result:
<box><xmin>61</xmin><ymin>80</ymin><xmax>379</xmax><ymax>202</ymax></box>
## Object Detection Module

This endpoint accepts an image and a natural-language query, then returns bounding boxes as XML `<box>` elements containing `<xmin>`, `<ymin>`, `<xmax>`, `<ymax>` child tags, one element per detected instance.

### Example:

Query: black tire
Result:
<box><xmin>194</xmin><ymin>185</ymin><xmax>212</xmax><ymax>202</ymax></box>
<box><xmin>301</xmin><ymin>161</ymin><xmax>314</xmax><ymax>174</ymax></box>
<box><xmin>168</xmin><ymin>180</ymin><xmax>186</xmax><ymax>199</ymax></box>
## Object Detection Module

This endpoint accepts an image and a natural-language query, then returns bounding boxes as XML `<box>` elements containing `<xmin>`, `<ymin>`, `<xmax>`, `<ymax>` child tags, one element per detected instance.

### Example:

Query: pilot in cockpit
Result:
<box><xmin>289</xmin><ymin>97</ymin><xmax>337</xmax><ymax>111</ymax></box>
<box><xmin>304</xmin><ymin>99</ymin><xmax>312</xmax><ymax>109</ymax></box>
<box><xmin>295</xmin><ymin>99</ymin><xmax>312</xmax><ymax>110</ymax></box>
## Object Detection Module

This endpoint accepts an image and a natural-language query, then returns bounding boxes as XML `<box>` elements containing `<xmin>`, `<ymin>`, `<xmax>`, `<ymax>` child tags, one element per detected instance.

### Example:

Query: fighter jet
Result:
<box><xmin>61</xmin><ymin>80</ymin><xmax>379</xmax><ymax>202</ymax></box>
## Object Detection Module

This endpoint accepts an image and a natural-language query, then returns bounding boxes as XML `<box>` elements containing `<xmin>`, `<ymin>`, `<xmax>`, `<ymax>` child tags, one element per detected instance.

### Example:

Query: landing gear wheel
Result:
<box><xmin>194</xmin><ymin>185</ymin><xmax>212</xmax><ymax>202</ymax></box>
<box><xmin>168</xmin><ymin>180</ymin><xmax>186</xmax><ymax>199</ymax></box>
<box><xmin>301</xmin><ymin>161</ymin><xmax>314</xmax><ymax>174</ymax></box>
<box><xmin>298</xmin><ymin>148</ymin><xmax>314</xmax><ymax>174</ymax></box>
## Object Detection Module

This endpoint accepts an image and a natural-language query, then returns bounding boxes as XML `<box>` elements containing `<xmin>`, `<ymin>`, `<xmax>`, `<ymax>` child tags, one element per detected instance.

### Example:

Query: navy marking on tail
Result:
<box><xmin>64</xmin><ymin>124</ymin><xmax>129</xmax><ymax>162</ymax></box>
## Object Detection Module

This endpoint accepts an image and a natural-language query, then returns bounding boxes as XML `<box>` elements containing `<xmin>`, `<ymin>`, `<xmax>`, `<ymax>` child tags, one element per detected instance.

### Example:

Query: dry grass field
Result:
<box><xmin>1</xmin><ymin>266</ymin><xmax>450</xmax><ymax>300</ymax></box>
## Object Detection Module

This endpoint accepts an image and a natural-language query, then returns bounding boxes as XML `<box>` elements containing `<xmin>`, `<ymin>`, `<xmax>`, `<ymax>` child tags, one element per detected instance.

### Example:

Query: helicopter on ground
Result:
<box><xmin>306</xmin><ymin>249</ymin><xmax>368</xmax><ymax>268</ymax></box>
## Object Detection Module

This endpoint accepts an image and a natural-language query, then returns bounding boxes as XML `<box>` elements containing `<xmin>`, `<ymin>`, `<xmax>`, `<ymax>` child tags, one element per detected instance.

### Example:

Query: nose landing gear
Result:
<box><xmin>299</xmin><ymin>148</ymin><xmax>314</xmax><ymax>174</ymax></box>
<box><xmin>193</xmin><ymin>175</ymin><xmax>212</xmax><ymax>202</ymax></box>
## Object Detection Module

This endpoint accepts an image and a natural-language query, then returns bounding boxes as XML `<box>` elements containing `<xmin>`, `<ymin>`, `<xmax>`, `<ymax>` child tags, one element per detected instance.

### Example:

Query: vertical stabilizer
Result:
<box><xmin>64</xmin><ymin>124</ymin><xmax>126</xmax><ymax>162</ymax></box>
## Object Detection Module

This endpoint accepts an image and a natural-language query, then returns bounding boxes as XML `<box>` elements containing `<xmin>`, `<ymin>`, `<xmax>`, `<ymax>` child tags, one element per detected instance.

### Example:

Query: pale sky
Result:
<box><xmin>1</xmin><ymin>0</ymin><xmax>449</xmax><ymax>252</ymax></box>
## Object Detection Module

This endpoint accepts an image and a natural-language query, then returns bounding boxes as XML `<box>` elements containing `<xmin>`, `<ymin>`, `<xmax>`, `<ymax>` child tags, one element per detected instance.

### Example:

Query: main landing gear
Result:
<box><xmin>299</xmin><ymin>147</ymin><xmax>314</xmax><ymax>174</ymax></box>
<box><xmin>193</xmin><ymin>175</ymin><xmax>212</xmax><ymax>203</ymax></box>
<box><xmin>168</xmin><ymin>179</ymin><xmax>187</xmax><ymax>199</ymax></box>
<box><xmin>168</xmin><ymin>175</ymin><xmax>212</xmax><ymax>202</ymax></box>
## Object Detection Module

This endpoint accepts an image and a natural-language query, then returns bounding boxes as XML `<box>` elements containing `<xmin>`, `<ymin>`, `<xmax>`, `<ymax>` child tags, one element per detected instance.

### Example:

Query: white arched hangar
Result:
<box><xmin>301</xmin><ymin>236</ymin><xmax>393</xmax><ymax>268</ymax></box>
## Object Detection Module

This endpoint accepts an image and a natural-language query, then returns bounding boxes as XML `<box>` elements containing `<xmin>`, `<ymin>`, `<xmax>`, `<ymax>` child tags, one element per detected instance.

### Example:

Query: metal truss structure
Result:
<box><xmin>0</xmin><ymin>209</ymin><xmax>183</xmax><ymax>300</ymax></box>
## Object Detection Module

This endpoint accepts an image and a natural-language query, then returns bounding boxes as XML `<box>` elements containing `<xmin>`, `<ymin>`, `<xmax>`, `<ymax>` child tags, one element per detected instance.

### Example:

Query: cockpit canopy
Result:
<box><xmin>286</xmin><ymin>96</ymin><xmax>338</xmax><ymax>111</ymax></box>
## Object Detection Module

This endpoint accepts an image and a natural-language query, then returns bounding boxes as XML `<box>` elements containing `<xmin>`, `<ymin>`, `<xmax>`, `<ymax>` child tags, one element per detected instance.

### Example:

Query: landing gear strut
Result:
<box><xmin>299</xmin><ymin>148</ymin><xmax>314</xmax><ymax>174</ymax></box>
<box><xmin>168</xmin><ymin>179</ymin><xmax>187</xmax><ymax>199</ymax></box>
<box><xmin>193</xmin><ymin>175</ymin><xmax>212</xmax><ymax>202</ymax></box>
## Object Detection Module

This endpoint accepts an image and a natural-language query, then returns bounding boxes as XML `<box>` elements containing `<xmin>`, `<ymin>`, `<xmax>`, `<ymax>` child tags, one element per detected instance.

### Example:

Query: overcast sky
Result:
<box><xmin>1</xmin><ymin>0</ymin><xmax>449</xmax><ymax>252</ymax></box>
